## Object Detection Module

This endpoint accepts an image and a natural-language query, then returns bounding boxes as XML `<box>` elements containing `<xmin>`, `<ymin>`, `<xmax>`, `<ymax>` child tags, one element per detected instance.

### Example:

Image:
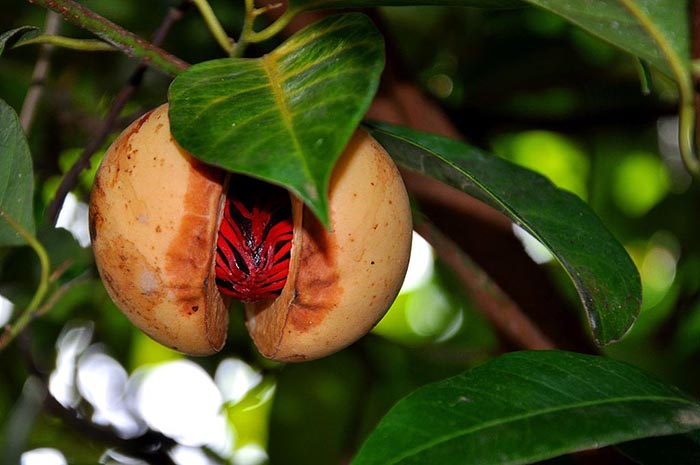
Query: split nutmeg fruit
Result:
<box><xmin>89</xmin><ymin>104</ymin><xmax>412</xmax><ymax>361</ymax></box>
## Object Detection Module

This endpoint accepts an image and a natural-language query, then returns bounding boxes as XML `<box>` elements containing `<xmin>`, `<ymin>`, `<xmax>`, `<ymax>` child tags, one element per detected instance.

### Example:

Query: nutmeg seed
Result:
<box><xmin>89</xmin><ymin>103</ymin><xmax>412</xmax><ymax>361</ymax></box>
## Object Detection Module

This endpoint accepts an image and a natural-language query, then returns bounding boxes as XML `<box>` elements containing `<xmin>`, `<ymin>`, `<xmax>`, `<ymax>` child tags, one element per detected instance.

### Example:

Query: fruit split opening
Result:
<box><xmin>214</xmin><ymin>175</ymin><xmax>294</xmax><ymax>302</ymax></box>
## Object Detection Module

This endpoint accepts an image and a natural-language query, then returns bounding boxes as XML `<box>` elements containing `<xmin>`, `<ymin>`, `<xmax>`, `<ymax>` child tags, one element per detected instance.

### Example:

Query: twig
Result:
<box><xmin>26</xmin><ymin>0</ymin><xmax>189</xmax><ymax>76</ymax></box>
<box><xmin>43</xmin><ymin>394</ymin><xmax>178</xmax><ymax>465</ymax></box>
<box><xmin>45</xmin><ymin>2</ymin><xmax>189</xmax><ymax>225</ymax></box>
<box><xmin>14</xmin><ymin>332</ymin><xmax>179</xmax><ymax>465</ymax></box>
<box><xmin>14</xmin><ymin>35</ymin><xmax>116</xmax><ymax>52</ymax></box>
<box><xmin>192</xmin><ymin>0</ymin><xmax>235</xmax><ymax>55</ymax></box>
<box><xmin>19</xmin><ymin>11</ymin><xmax>61</xmax><ymax>133</ymax></box>
<box><xmin>0</xmin><ymin>211</ymin><xmax>51</xmax><ymax>351</ymax></box>
<box><xmin>414</xmin><ymin>216</ymin><xmax>557</xmax><ymax>350</ymax></box>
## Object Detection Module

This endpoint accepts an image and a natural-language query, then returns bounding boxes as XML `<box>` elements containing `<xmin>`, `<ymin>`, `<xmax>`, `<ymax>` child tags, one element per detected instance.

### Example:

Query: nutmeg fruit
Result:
<box><xmin>89</xmin><ymin>103</ymin><xmax>412</xmax><ymax>361</ymax></box>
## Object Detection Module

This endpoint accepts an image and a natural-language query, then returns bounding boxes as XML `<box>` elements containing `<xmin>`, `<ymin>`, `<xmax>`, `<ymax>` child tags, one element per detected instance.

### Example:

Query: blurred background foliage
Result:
<box><xmin>1</xmin><ymin>1</ymin><xmax>699</xmax><ymax>464</ymax></box>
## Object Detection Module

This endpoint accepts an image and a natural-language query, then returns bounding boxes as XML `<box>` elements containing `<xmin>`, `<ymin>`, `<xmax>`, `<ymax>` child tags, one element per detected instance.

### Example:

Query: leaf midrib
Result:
<box><xmin>380</xmin><ymin>394</ymin><xmax>700</xmax><ymax>465</ymax></box>
<box><xmin>260</xmin><ymin>53</ymin><xmax>312</xmax><ymax>185</ymax></box>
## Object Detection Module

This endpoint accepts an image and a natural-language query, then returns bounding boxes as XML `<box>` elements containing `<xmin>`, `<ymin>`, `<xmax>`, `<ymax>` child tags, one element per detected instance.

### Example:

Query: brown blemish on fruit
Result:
<box><xmin>94</xmin><ymin>235</ymin><xmax>169</xmax><ymax>341</ymax></box>
<box><xmin>122</xmin><ymin>110</ymin><xmax>152</xmax><ymax>147</ymax></box>
<box><xmin>88</xmin><ymin>180</ymin><xmax>106</xmax><ymax>242</ymax></box>
<box><xmin>164</xmin><ymin>153</ymin><xmax>225</xmax><ymax>317</ymax></box>
<box><xmin>287</xmin><ymin>210</ymin><xmax>341</xmax><ymax>332</ymax></box>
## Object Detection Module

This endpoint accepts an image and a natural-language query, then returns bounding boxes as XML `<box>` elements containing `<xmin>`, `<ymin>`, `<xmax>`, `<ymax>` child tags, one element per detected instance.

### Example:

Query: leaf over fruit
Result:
<box><xmin>168</xmin><ymin>13</ymin><xmax>384</xmax><ymax>227</ymax></box>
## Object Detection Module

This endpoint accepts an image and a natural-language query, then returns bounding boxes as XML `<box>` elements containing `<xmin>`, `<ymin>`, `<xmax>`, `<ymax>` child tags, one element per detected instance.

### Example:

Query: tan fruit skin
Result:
<box><xmin>90</xmin><ymin>103</ymin><xmax>412</xmax><ymax>361</ymax></box>
<box><xmin>89</xmin><ymin>104</ymin><xmax>229</xmax><ymax>356</ymax></box>
<box><xmin>246</xmin><ymin>129</ymin><xmax>413</xmax><ymax>361</ymax></box>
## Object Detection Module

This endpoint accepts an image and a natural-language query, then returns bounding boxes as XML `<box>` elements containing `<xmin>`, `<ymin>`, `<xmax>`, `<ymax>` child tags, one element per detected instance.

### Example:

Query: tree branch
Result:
<box><xmin>19</xmin><ymin>11</ymin><xmax>61</xmax><ymax>133</ymax></box>
<box><xmin>15</xmin><ymin>332</ymin><xmax>178</xmax><ymax>465</ymax></box>
<box><xmin>26</xmin><ymin>0</ymin><xmax>189</xmax><ymax>76</ymax></box>
<box><xmin>414</xmin><ymin>216</ymin><xmax>556</xmax><ymax>351</ymax></box>
<box><xmin>45</xmin><ymin>3</ymin><xmax>189</xmax><ymax>225</ymax></box>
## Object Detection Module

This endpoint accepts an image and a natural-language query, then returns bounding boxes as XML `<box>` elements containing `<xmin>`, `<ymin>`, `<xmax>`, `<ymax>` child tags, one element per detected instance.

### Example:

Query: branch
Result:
<box><xmin>14</xmin><ymin>332</ymin><xmax>178</xmax><ymax>465</ymax></box>
<box><xmin>191</xmin><ymin>0</ymin><xmax>235</xmax><ymax>55</ymax></box>
<box><xmin>19</xmin><ymin>11</ymin><xmax>61</xmax><ymax>133</ymax></box>
<box><xmin>0</xmin><ymin>211</ymin><xmax>51</xmax><ymax>351</ymax></box>
<box><xmin>414</xmin><ymin>216</ymin><xmax>556</xmax><ymax>351</ymax></box>
<box><xmin>45</xmin><ymin>3</ymin><xmax>189</xmax><ymax>225</ymax></box>
<box><xmin>43</xmin><ymin>394</ymin><xmax>178</xmax><ymax>465</ymax></box>
<box><xmin>26</xmin><ymin>0</ymin><xmax>189</xmax><ymax>76</ymax></box>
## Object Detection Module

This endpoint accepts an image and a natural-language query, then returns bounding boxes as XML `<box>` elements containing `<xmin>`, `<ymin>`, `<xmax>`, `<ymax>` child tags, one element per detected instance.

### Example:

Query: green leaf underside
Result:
<box><xmin>522</xmin><ymin>0</ymin><xmax>688</xmax><ymax>78</ymax></box>
<box><xmin>352</xmin><ymin>351</ymin><xmax>700</xmax><ymax>465</ymax></box>
<box><xmin>366</xmin><ymin>122</ymin><xmax>641</xmax><ymax>345</ymax></box>
<box><xmin>168</xmin><ymin>13</ymin><xmax>384</xmax><ymax>226</ymax></box>
<box><xmin>0</xmin><ymin>99</ymin><xmax>35</xmax><ymax>246</ymax></box>
<box><xmin>290</xmin><ymin>0</ymin><xmax>523</xmax><ymax>11</ymax></box>
<box><xmin>0</xmin><ymin>26</ymin><xmax>40</xmax><ymax>56</ymax></box>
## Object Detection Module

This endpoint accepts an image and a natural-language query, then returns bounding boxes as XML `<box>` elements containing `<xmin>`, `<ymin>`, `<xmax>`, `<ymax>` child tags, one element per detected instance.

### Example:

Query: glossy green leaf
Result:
<box><xmin>290</xmin><ymin>0</ymin><xmax>522</xmax><ymax>11</ymax></box>
<box><xmin>169</xmin><ymin>13</ymin><xmax>384</xmax><ymax>226</ymax></box>
<box><xmin>522</xmin><ymin>0</ymin><xmax>688</xmax><ymax>78</ymax></box>
<box><xmin>0</xmin><ymin>26</ymin><xmax>40</xmax><ymax>56</ymax></box>
<box><xmin>0</xmin><ymin>99</ymin><xmax>35</xmax><ymax>246</ymax></box>
<box><xmin>366</xmin><ymin>122</ymin><xmax>640</xmax><ymax>345</ymax></box>
<box><xmin>352</xmin><ymin>351</ymin><xmax>700</xmax><ymax>465</ymax></box>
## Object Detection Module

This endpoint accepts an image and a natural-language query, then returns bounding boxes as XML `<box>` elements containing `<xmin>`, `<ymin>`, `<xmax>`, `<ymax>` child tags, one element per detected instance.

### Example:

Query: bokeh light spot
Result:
<box><xmin>494</xmin><ymin>130</ymin><xmax>589</xmax><ymax>200</ymax></box>
<box><xmin>400</xmin><ymin>232</ymin><xmax>434</xmax><ymax>293</ymax></box>
<box><xmin>21</xmin><ymin>448</ymin><xmax>67</xmax><ymax>465</ymax></box>
<box><xmin>612</xmin><ymin>152</ymin><xmax>670</xmax><ymax>217</ymax></box>
<box><xmin>0</xmin><ymin>293</ymin><xmax>13</xmax><ymax>327</ymax></box>
<box><xmin>129</xmin><ymin>360</ymin><xmax>229</xmax><ymax>449</ymax></box>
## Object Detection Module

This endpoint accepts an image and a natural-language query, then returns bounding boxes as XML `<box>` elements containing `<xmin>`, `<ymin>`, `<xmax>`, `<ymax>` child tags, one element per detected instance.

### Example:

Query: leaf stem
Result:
<box><xmin>619</xmin><ymin>0</ymin><xmax>699</xmax><ymax>175</ymax></box>
<box><xmin>191</xmin><ymin>0</ymin><xmax>235</xmax><ymax>56</ymax></box>
<box><xmin>234</xmin><ymin>0</ymin><xmax>293</xmax><ymax>56</ymax></box>
<box><xmin>0</xmin><ymin>211</ymin><xmax>51</xmax><ymax>351</ymax></box>
<box><xmin>26</xmin><ymin>0</ymin><xmax>189</xmax><ymax>76</ymax></box>
<box><xmin>245</xmin><ymin>6</ymin><xmax>297</xmax><ymax>44</ymax></box>
<box><xmin>14</xmin><ymin>35</ymin><xmax>116</xmax><ymax>52</ymax></box>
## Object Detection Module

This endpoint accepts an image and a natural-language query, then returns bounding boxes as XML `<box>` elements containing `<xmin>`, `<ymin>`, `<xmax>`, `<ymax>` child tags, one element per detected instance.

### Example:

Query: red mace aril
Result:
<box><xmin>89</xmin><ymin>103</ymin><xmax>412</xmax><ymax>361</ymax></box>
<box><xmin>215</xmin><ymin>176</ymin><xmax>293</xmax><ymax>302</ymax></box>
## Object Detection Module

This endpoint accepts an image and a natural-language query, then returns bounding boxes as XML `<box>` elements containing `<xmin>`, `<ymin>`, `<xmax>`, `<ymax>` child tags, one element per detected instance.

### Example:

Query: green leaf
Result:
<box><xmin>352</xmin><ymin>351</ymin><xmax>700</xmax><ymax>465</ymax></box>
<box><xmin>522</xmin><ymin>0</ymin><xmax>688</xmax><ymax>79</ymax></box>
<box><xmin>169</xmin><ymin>13</ymin><xmax>384</xmax><ymax>226</ymax></box>
<box><xmin>0</xmin><ymin>26</ymin><xmax>40</xmax><ymax>56</ymax></box>
<box><xmin>0</xmin><ymin>99</ymin><xmax>35</xmax><ymax>246</ymax></box>
<box><xmin>365</xmin><ymin>122</ymin><xmax>640</xmax><ymax>345</ymax></box>
<box><xmin>289</xmin><ymin>0</ymin><xmax>522</xmax><ymax>11</ymax></box>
